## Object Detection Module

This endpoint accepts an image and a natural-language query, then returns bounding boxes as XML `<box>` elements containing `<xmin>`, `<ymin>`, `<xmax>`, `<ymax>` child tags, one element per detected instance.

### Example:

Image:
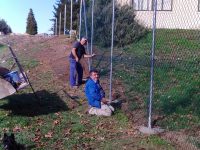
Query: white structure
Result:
<box><xmin>117</xmin><ymin>0</ymin><xmax>200</xmax><ymax>29</ymax></box>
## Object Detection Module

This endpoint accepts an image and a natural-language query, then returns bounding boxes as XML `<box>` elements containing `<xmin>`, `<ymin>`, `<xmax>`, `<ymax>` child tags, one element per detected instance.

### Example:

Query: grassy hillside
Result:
<box><xmin>0</xmin><ymin>36</ymin><xmax>175</xmax><ymax>149</ymax></box>
<box><xmin>0</xmin><ymin>32</ymin><xmax>199</xmax><ymax>149</ymax></box>
<box><xmin>111</xmin><ymin>29</ymin><xmax>200</xmax><ymax>131</ymax></box>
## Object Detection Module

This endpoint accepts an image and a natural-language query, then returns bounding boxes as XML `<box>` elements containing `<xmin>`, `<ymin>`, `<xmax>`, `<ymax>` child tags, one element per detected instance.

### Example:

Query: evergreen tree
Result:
<box><xmin>51</xmin><ymin>0</ymin><xmax>80</xmax><ymax>35</ymax></box>
<box><xmin>87</xmin><ymin>0</ymin><xmax>147</xmax><ymax>47</ymax></box>
<box><xmin>0</xmin><ymin>19</ymin><xmax>12</xmax><ymax>34</ymax></box>
<box><xmin>26</xmin><ymin>8</ymin><xmax>38</xmax><ymax>35</ymax></box>
<box><xmin>114</xmin><ymin>5</ymin><xmax>147</xmax><ymax>47</ymax></box>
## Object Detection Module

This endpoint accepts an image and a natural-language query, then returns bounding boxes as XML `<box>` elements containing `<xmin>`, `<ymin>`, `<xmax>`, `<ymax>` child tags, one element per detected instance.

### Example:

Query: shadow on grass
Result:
<box><xmin>0</xmin><ymin>90</ymin><xmax>69</xmax><ymax>117</ymax></box>
<box><xmin>0</xmin><ymin>44</ymin><xmax>4</xmax><ymax>48</ymax></box>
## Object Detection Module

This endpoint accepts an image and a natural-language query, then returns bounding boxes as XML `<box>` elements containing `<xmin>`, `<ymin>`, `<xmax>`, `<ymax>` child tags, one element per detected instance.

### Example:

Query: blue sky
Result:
<box><xmin>0</xmin><ymin>0</ymin><xmax>56</xmax><ymax>34</ymax></box>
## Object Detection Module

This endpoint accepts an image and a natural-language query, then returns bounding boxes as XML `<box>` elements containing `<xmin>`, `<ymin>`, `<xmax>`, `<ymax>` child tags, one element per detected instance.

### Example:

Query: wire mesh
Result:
<box><xmin>79</xmin><ymin>0</ymin><xmax>113</xmax><ymax>98</ymax></box>
<box><xmin>81</xmin><ymin>0</ymin><xmax>200</xmax><ymax>148</ymax></box>
<box><xmin>118</xmin><ymin>0</ymin><xmax>199</xmax><ymax>148</ymax></box>
<box><xmin>132</xmin><ymin>0</ymin><xmax>200</xmax><ymax>115</ymax></box>
<box><xmin>0</xmin><ymin>0</ymin><xmax>199</xmax><ymax>148</ymax></box>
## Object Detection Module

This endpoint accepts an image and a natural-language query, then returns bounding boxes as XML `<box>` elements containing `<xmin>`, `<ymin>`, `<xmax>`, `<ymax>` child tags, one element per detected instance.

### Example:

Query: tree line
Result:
<box><xmin>51</xmin><ymin>0</ymin><xmax>147</xmax><ymax>47</ymax></box>
<box><xmin>1</xmin><ymin>0</ymin><xmax>147</xmax><ymax>46</ymax></box>
<box><xmin>0</xmin><ymin>8</ymin><xmax>38</xmax><ymax>35</ymax></box>
<box><xmin>0</xmin><ymin>19</ymin><xmax>12</xmax><ymax>34</ymax></box>
<box><xmin>51</xmin><ymin>0</ymin><xmax>80</xmax><ymax>34</ymax></box>
<box><xmin>51</xmin><ymin>0</ymin><xmax>147</xmax><ymax>46</ymax></box>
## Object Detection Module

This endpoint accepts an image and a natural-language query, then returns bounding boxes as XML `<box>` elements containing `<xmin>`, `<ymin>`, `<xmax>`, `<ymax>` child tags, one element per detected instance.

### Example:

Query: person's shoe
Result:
<box><xmin>82</xmin><ymin>77</ymin><xmax>90</xmax><ymax>82</ymax></box>
<box><xmin>71</xmin><ymin>85</ymin><xmax>78</xmax><ymax>89</ymax></box>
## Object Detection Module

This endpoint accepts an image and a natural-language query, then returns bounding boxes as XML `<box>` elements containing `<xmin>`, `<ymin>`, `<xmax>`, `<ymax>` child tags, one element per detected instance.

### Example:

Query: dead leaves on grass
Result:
<box><xmin>64</xmin><ymin>128</ymin><xmax>72</xmax><ymax>137</ymax></box>
<box><xmin>44</xmin><ymin>131</ymin><xmax>54</xmax><ymax>138</ymax></box>
<box><xmin>31</xmin><ymin>128</ymin><xmax>53</xmax><ymax>148</ymax></box>
<box><xmin>12</xmin><ymin>126</ymin><xmax>23</xmax><ymax>132</ymax></box>
<box><xmin>32</xmin><ymin>128</ymin><xmax>41</xmax><ymax>142</ymax></box>
<box><xmin>36</xmin><ymin>118</ymin><xmax>44</xmax><ymax>126</ymax></box>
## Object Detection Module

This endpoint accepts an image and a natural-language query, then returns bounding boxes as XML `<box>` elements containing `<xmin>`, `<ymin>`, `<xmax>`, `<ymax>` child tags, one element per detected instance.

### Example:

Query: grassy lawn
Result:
<box><xmin>0</xmin><ymin>99</ymin><xmax>174</xmax><ymax>149</ymax></box>
<box><xmin>0</xmin><ymin>94</ymin><xmax>174</xmax><ymax>149</ymax></box>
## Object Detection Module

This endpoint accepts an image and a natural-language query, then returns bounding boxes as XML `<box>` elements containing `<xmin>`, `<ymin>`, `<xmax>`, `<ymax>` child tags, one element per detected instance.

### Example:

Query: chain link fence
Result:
<box><xmin>1</xmin><ymin>0</ymin><xmax>199</xmax><ymax>148</ymax></box>
<box><xmin>80</xmin><ymin>0</ymin><xmax>200</xmax><ymax>148</ymax></box>
<box><xmin>132</xmin><ymin>0</ymin><xmax>200</xmax><ymax>119</ymax></box>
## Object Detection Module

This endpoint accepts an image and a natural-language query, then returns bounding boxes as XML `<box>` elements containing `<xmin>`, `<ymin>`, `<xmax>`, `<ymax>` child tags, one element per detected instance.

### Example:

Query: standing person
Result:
<box><xmin>85</xmin><ymin>69</ymin><xmax>114</xmax><ymax>116</ymax></box>
<box><xmin>69</xmin><ymin>37</ymin><xmax>95</xmax><ymax>88</ymax></box>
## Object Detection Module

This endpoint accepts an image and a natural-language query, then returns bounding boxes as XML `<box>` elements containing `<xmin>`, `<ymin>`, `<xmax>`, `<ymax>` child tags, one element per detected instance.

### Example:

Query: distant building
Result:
<box><xmin>117</xmin><ymin>0</ymin><xmax>200</xmax><ymax>29</ymax></box>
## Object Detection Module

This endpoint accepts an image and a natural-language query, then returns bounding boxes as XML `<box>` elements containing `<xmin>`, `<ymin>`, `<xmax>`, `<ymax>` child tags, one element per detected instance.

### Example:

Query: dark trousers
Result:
<box><xmin>69</xmin><ymin>58</ymin><xmax>83</xmax><ymax>87</ymax></box>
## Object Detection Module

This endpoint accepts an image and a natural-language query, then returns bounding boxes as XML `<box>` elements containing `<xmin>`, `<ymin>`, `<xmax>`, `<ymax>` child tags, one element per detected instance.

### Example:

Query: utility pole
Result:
<box><xmin>90</xmin><ymin>0</ymin><xmax>94</xmax><ymax>69</ymax></box>
<box><xmin>79</xmin><ymin>0</ymin><xmax>83</xmax><ymax>40</ymax></box>
<box><xmin>55</xmin><ymin>18</ymin><xmax>57</xmax><ymax>35</ymax></box>
<box><xmin>83</xmin><ymin>0</ymin><xmax>89</xmax><ymax>69</ymax></box>
<box><xmin>70</xmin><ymin>0</ymin><xmax>73</xmax><ymax>38</ymax></box>
<box><xmin>139</xmin><ymin>0</ymin><xmax>164</xmax><ymax>135</ymax></box>
<box><xmin>64</xmin><ymin>4</ymin><xmax>66</xmax><ymax>35</ymax></box>
<box><xmin>109</xmin><ymin>0</ymin><xmax>115</xmax><ymax>103</ymax></box>
<box><xmin>59</xmin><ymin>12</ymin><xmax>61</xmax><ymax>36</ymax></box>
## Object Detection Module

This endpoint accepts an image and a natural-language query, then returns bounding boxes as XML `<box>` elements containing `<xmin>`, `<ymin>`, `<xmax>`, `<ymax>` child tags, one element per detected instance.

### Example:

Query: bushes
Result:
<box><xmin>114</xmin><ymin>5</ymin><xmax>147</xmax><ymax>47</ymax></box>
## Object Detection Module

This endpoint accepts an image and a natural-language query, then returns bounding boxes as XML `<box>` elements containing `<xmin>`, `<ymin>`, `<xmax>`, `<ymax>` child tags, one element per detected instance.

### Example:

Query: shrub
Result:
<box><xmin>87</xmin><ymin>1</ymin><xmax>147</xmax><ymax>47</ymax></box>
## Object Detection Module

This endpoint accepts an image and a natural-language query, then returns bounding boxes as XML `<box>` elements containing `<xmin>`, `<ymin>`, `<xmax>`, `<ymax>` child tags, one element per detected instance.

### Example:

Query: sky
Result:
<box><xmin>0</xmin><ymin>0</ymin><xmax>56</xmax><ymax>34</ymax></box>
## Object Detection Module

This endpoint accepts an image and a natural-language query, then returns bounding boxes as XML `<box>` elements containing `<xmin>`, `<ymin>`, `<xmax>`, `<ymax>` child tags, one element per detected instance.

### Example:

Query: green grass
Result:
<box><xmin>113</xmin><ymin>29</ymin><xmax>200</xmax><ymax>130</ymax></box>
<box><xmin>102</xmin><ymin>29</ymin><xmax>200</xmax><ymax>131</ymax></box>
<box><xmin>0</xmin><ymin>93</ymin><xmax>175</xmax><ymax>149</ymax></box>
<box><xmin>21</xmin><ymin>58</ymin><xmax>39</xmax><ymax>70</ymax></box>
<box><xmin>113</xmin><ymin>110</ymin><xmax>129</xmax><ymax>126</ymax></box>
<box><xmin>0</xmin><ymin>43</ymin><xmax>39</xmax><ymax>71</ymax></box>
<box><xmin>0</xmin><ymin>44</ymin><xmax>11</xmax><ymax>68</ymax></box>
<box><xmin>158</xmin><ymin>114</ymin><xmax>200</xmax><ymax>130</ymax></box>
<box><xmin>188</xmin><ymin>136</ymin><xmax>200</xmax><ymax>149</ymax></box>
<box><xmin>140</xmin><ymin>135</ymin><xmax>175</xmax><ymax>150</ymax></box>
<box><xmin>0</xmin><ymin>44</ymin><xmax>7</xmax><ymax>53</ymax></box>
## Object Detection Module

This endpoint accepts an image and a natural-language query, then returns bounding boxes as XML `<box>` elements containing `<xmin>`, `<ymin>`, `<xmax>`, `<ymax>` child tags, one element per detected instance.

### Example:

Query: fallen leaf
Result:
<box><xmin>36</xmin><ymin>142</ymin><xmax>47</xmax><ymax>148</ymax></box>
<box><xmin>36</xmin><ymin>118</ymin><xmax>44</xmax><ymax>126</ymax></box>
<box><xmin>3</xmin><ymin>128</ymin><xmax>9</xmax><ymax>132</ymax></box>
<box><xmin>53</xmin><ymin>120</ymin><xmax>60</xmax><ymax>126</ymax></box>
<box><xmin>13</xmin><ymin>126</ymin><xmax>22</xmax><ymax>132</ymax></box>
<box><xmin>80</xmin><ymin>120</ymin><xmax>89</xmax><ymax>125</ymax></box>
<box><xmin>45</xmin><ymin>131</ymin><xmax>53</xmax><ymax>138</ymax></box>
<box><xmin>32</xmin><ymin>136</ymin><xmax>41</xmax><ymax>142</ymax></box>
<box><xmin>97</xmin><ymin>136</ymin><xmax>105</xmax><ymax>140</ymax></box>
<box><xmin>64</xmin><ymin>129</ymin><xmax>71</xmax><ymax>137</ymax></box>
<box><xmin>35</xmin><ymin>128</ymin><xmax>40</xmax><ymax>133</ymax></box>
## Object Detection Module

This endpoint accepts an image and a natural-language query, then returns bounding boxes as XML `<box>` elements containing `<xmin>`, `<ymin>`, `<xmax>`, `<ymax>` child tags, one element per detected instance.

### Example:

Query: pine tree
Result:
<box><xmin>26</xmin><ymin>9</ymin><xmax>38</xmax><ymax>35</ymax></box>
<box><xmin>51</xmin><ymin>0</ymin><xmax>80</xmax><ymax>35</ymax></box>
<box><xmin>87</xmin><ymin>1</ymin><xmax>147</xmax><ymax>47</ymax></box>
